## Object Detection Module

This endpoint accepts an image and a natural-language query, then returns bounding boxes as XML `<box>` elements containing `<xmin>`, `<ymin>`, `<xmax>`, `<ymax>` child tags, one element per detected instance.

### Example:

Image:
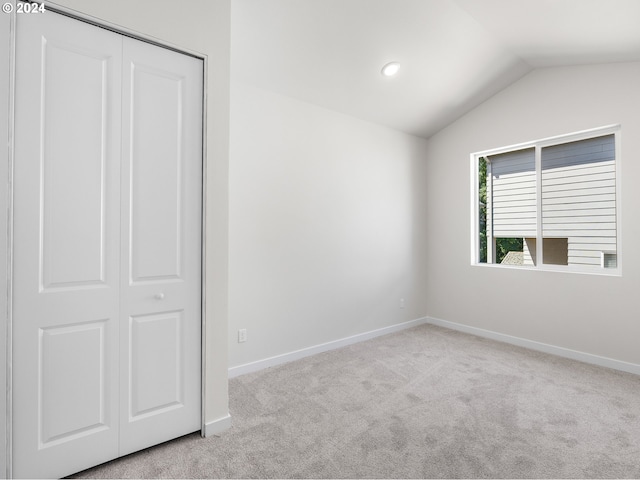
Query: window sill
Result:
<box><xmin>470</xmin><ymin>262</ymin><xmax>622</xmax><ymax>277</ymax></box>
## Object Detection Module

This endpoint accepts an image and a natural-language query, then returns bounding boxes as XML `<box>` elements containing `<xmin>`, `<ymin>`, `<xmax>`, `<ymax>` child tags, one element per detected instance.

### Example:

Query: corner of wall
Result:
<box><xmin>203</xmin><ymin>0</ymin><xmax>231</xmax><ymax>427</ymax></box>
<box><xmin>203</xmin><ymin>414</ymin><xmax>232</xmax><ymax>438</ymax></box>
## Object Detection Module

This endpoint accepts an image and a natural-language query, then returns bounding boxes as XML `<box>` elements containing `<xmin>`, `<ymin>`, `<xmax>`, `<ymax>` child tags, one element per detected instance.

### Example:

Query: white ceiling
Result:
<box><xmin>231</xmin><ymin>0</ymin><xmax>640</xmax><ymax>139</ymax></box>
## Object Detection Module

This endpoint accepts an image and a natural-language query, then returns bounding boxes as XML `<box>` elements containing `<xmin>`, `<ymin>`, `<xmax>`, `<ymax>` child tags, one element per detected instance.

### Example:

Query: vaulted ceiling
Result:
<box><xmin>231</xmin><ymin>0</ymin><xmax>640</xmax><ymax>138</ymax></box>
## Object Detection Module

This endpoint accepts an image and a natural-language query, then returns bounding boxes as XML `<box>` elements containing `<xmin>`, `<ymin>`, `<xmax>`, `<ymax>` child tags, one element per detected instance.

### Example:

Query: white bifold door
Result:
<box><xmin>12</xmin><ymin>10</ymin><xmax>203</xmax><ymax>479</ymax></box>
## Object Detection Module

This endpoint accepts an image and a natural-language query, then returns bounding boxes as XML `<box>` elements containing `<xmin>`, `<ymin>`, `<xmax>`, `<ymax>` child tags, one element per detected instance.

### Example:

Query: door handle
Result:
<box><xmin>154</xmin><ymin>293</ymin><xmax>165</xmax><ymax>300</ymax></box>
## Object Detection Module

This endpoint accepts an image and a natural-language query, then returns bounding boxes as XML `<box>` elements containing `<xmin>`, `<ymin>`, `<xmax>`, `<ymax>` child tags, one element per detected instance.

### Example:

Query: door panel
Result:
<box><xmin>119</xmin><ymin>37</ymin><xmax>202</xmax><ymax>457</ymax></box>
<box><xmin>129</xmin><ymin>311</ymin><xmax>184</xmax><ymax>419</ymax></box>
<box><xmin>13</xmin><ymin>11</ymin><xmax>122</xmax><ymax>479</ymax></box>
<box><xmin>41</xmin><ymin>38</ymin><xmax>110</xmax><ymax>289</ymax></box>
<box><xmin>40</xmin><ymin>320</ymin><xmax>108</xmax><ymax>445</ymax></box>
<box><xmin>129</xmin><ymin>66</ymin><xmax>184</xmax><ymax>283</ymax></box>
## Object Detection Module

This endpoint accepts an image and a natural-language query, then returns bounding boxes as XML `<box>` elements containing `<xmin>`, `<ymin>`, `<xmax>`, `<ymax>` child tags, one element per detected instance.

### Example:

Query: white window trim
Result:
<box><xmin>470</xmin><ymin>124</ymin><xmax>622</xmax><ymax>276</ymax></box>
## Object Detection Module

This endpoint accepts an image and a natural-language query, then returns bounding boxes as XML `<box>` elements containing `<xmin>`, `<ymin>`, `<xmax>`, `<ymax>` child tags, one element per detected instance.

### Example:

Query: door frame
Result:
<box><xmin>1</xmin><ymin>3</ymin><xmax>209</xmax><ymax>477</ymax></box>
<box><xmin>2</xmin><ymin>3</ymin><xmax>16</xmax><ymax>477</ymax></box>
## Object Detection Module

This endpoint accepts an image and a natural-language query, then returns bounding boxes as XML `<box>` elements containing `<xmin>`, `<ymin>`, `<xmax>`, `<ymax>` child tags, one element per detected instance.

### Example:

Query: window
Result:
<box><xmin>472</xmin><ymin>126</ymin><xmax>621</xmax><ymax>274</ymax></box>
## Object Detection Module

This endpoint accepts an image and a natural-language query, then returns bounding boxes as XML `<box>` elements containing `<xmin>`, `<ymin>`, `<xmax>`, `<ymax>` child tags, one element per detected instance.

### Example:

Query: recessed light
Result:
<box><xmin>381</xmin><ymin>62</ymin><xmax>400</xmax><ymax>77</ymax></box>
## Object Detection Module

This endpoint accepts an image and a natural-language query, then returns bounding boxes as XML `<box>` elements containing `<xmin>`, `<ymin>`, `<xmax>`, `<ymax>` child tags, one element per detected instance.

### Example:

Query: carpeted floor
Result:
<box><xmin>71</xmin><ymin>324</ymin><xmax>640</xmax><ymax>478</ymax></box>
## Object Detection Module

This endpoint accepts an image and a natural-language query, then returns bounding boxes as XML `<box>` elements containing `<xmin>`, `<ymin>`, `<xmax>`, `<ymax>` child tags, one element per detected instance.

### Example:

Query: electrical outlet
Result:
<box><xmin>238</xmin><ymin>328</ymin><xmax>247</xmax><ymax>343</ymax></box>
<box><xmin>400</xmin><ymin>298</ymin><xmax>405</xmax><ymax>309</ymax></box>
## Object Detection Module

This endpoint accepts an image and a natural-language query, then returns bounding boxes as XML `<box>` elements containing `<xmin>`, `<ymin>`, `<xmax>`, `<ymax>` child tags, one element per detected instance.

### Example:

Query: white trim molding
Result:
<box><xmin>203</xmin><ymin>414</ymin><xmax>232</xmax><ymax>438</ymax></box>
<box><xmin>228</xmin><ymin>317</ymin><xmax>429</xmax><ymax>378</ymax></box>
<box><xmin>426</xmin><ymin>316</ymin><xmax>640</xmax><ymax>376</ymax></box>
<box><xmin>1</xmin><ymin>3</ymin><xmax>15</xmax><ymax>478</ymax></box>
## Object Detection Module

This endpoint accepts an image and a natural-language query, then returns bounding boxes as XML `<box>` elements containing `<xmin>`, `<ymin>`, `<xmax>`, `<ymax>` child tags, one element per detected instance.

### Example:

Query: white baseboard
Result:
<box><xmin>228</xmin><ymin>317</ymin><xmax>429</xmax><ymax>378</ymax></box>
<box><xmin>203</xmin><ymin>414</ymin><xmax>232</xmax><ymax>437</ymax></box>
<box><xmin>426</xmin><ymin>316</ymin><xmax>640</xmax><ymax>376</ymax></box>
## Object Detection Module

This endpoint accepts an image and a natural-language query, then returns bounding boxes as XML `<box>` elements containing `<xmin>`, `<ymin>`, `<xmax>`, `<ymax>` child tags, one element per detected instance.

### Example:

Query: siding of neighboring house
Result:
<box><xmin>541</xmin><ymin>134</ymin><xmax>616</xmax><ymax>266</ymax></box>
<box><xmin>524</xmin><ymin>241</ymin><xmax>534</xmax><ymax>266</ymax></box>
<box><xmin>487</xmin><ymin>147</ymin><xmax>536</xmax><ymax>238</ymax></box>
<box><xmin>486</xmin><ymin>134</ymin><xmax>616</xmax><ymax>267</ymax></box>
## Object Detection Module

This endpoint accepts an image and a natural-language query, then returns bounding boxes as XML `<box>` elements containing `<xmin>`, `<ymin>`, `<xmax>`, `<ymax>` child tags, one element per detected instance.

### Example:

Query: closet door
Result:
<box><xmin>12</xmin><ymin>10</ymin><xmax>203</xmax><ymax>479</ymax></box>
<box><xmin>119</xmin><ymin>37</ymin><xmax>203</xmax><ymax>455</ymax></box>
<box><xmin>12</xmin><ymin>12</ymin><xmax>122</xmax><ymax>479</ymax></box>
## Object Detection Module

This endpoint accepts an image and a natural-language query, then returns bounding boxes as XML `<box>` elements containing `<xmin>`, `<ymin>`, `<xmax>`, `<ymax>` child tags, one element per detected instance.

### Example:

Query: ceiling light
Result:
<box><xmin>381</xmin><ymin>62</ymin><xmax>400</xmax><ymax>77</ymax></box>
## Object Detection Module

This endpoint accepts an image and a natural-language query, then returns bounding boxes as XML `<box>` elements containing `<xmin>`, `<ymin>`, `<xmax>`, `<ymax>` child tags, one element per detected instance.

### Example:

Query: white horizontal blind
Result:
<box><xmin>488</xmin><ymin>148</ymin><xmax>536</xmax><ymax>238</ymax></box>
<box><xmin>541</xmin><ymin>134</ymin><xmax>616</xmax><ymax>266</ymax></box>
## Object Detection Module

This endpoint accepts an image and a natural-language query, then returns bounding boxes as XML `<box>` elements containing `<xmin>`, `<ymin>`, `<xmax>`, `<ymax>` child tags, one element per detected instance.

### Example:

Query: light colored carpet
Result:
<box><xmin>71</xmin><ymin>324</ymin><xmax>640</xmax><ymax>478</ymax></box>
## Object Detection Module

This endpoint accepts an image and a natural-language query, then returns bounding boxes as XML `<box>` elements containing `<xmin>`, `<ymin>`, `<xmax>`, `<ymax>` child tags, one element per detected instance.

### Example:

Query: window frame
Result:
<box><xmin>470</xmin><ymin>125</ymin><xmax>622</xmax><ymax>275</ymax></box>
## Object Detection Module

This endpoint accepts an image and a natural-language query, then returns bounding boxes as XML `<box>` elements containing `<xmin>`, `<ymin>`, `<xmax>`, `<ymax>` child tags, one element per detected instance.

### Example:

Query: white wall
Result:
<box><xmin>425</xmin><ymin>61</ymin><xmax>640</xmax><ymax>365</ymax></box>
<box><xmin>8</xmin><ymin>0</ymin><xmax>232</xmax><ymax>428</ymax></box>
<box><xmin>228</xmin><ymin>83</ymin><xmax>428</xmax><ymax>368</ymax></box>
